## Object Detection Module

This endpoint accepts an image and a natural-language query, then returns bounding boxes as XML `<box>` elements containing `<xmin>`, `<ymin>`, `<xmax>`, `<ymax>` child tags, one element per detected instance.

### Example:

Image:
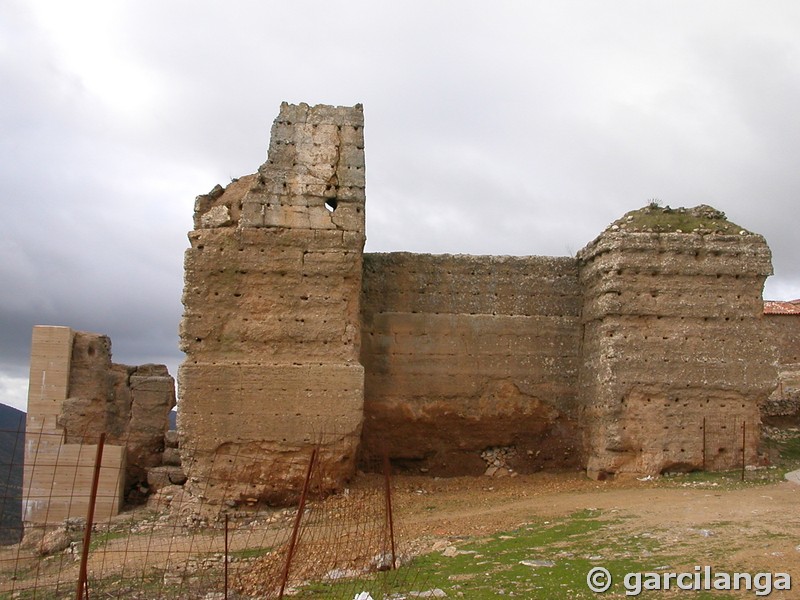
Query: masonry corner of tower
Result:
<box><xmin>178</xmin><ymin>103</ymin><xmax>366</xmax><ymax>505</ymax></box>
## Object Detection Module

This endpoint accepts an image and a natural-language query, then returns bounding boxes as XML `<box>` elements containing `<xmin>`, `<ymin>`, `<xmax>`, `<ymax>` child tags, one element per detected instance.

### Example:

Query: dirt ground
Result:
<box><xmin>377</xmin><ymin>469</ymin><xmax>800</xmax><ymax>577</ymax></box>
<box><xmin>3</xmin><ymin>469</ymin><xmax>797</xmax><ymax>597</ymax></box>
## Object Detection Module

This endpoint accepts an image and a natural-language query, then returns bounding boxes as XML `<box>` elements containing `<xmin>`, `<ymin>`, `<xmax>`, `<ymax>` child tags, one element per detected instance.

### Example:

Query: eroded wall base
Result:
<box><xmin>178</xmin><ymin>363</ymin><xmax>363</xmax><ymax>503</ymax></box>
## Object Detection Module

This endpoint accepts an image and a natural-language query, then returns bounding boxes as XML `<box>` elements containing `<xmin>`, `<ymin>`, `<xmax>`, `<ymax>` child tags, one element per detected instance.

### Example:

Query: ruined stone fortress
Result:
<box><xmin>24</xmin><ymin>102</ymin><xmax>800</xmax><ymax>519</ymax></box>
<box><xmin>177</xmin><ymin>101</ymin><xmax>783</xmax><ymax>503</ymax></box>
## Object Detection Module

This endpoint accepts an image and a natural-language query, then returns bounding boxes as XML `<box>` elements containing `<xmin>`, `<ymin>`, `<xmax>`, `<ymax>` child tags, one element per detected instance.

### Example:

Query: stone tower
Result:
<box><xmin>179</xmin><ymin>103</ymin><xmax>366</xmax><ymax>503</ymax></box>
<box><xmin>577</xmin><ymin>205</ymin><xmax>776</xmax><ymax>478</ymax></box>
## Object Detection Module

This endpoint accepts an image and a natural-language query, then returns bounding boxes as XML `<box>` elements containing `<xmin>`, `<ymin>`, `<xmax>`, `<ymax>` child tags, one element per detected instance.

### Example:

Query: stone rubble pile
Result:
<box><xmin>480</xmin><ymin>446</ymin><xmax>518</xmax><ymax>477</ymax></box>
<box><xmin>146</xmin><ymin>429</ymin><xmax>187</xmax><ymax>491</ymax></box>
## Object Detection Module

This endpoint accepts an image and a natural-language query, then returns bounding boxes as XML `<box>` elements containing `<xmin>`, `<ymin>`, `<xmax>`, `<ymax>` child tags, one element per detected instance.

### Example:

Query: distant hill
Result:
<box><xmin>0</xmin><ymin>403</ymin><xmax>25</xmax><ymax>433</ymax></box>
<box><xmin>0</xmin><ymin>404</ymin><xmax>25</xmax><ymax>545</ymax></box>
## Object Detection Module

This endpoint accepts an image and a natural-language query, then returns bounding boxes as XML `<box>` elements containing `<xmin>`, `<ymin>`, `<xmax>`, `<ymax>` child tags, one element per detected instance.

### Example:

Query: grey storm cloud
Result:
<box><xmin>2</xmin><ymin>0</ymin><xmax>800</xmax><ymax>411</ymax></box>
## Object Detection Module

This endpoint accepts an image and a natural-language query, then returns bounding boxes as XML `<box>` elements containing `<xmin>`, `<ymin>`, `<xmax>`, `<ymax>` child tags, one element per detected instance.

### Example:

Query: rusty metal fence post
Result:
<box><xmin>741</xmin><ymin>422</ymin><xmax>746</xmax><ymax>482</ymax></box>
<box><xmin>224</xmin><ymin>513</ymin><xmax>229</xmax><ymax>599</ymax></box>
<box><xmin>76</xmin><ymin>433</ymin><xmax>106</xmax><ymax>600</ymax></box>
<box><xmin>383</xmin><ymin>453</ymin><xmax>397</xmax><ymax>571</ymax></box>
<box><xmin>278</xmin><ymin>447</ymin><xmax>318</xmax><ymax>599</ymax></box>
<box><xmin>702</xmin><ymin>417</ymin><xmax>707</xmax><ymax>471</ymax></box>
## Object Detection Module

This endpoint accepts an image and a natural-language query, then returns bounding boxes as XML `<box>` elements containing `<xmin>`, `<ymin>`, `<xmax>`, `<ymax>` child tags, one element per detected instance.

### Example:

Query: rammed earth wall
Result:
<box><xmin>763</xmin><ymin>313</ymin><xmax>800</xmax><ymax>423</ymax></box>
<box><xmin>360</xmin><ymin>253</ymin><xmax>582</xmax><ymax>474</ymax></box>
<box><xmin>179</xmin><ymin>102</ymin><xmax>783</xmax><ymax>500</ymax></box>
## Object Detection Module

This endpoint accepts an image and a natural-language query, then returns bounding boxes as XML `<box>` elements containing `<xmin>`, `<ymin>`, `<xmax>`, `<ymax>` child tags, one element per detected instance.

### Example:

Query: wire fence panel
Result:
<box><xmin>1</xmin><ymin>413</ymin><xmax>771</xmax><ymax>598</ymax></box>
<box><xmin>1</xmin><ymin>422</ymin><xmax>432</xmax><ymax>599</ymax></box>
<box><xmin>701</xmin><ymin>416</ymin><xmax>750</xmax><ymax>474</ymax></box>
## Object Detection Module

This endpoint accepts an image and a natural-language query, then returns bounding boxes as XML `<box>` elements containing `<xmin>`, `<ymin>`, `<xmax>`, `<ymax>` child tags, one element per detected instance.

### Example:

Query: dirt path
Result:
<box><xmin>380</xmin><ymin>471</ymin><xmax>800</xmax><ymax>579</ymax></box>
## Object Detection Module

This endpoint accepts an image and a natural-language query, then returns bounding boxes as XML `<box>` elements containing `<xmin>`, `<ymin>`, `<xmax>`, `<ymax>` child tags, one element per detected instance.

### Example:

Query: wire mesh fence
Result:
<box><xmin>0</xmin><ymin>419</ymin><xmax>433</xmax><ymax>599</ymax></box>
<box><xmin>700</xmin><ymin>416</ymin><xmax>758</xmax><ymax>481</ymax></box>
<box><xmin>0</xmin><ymin>412</ymin><xmax>786</xmax><ymax>599</ymax></box>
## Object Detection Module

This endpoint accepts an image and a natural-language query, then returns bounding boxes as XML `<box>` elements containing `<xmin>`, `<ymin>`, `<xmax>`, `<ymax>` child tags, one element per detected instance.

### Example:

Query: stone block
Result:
<box><xmin>200</xmin><ymin>205</ymin><xmax>232</xmax><ymax>228</ymax></box>
<box><xmin>305</xmin><ymin>103</ymin><xmax>363</xmax><ymax>126</ymax></box>
<box><xmin>308</xmin><ymin>206</ymin><xmax>337</xmax><ymax>229</ymax></box>
<box><xmin>336</xmin><ymin>166</ymin><xmax>366</xmax><ymax>188</ymax></box>
<box><xmin>147</xmin><ymin>465</ymin><xmax>187</xmax><ymax>490</ymax></box>
<box><xmin>312</xmin><ymin>123</ymin><xmax>341</xmax><ymax>144</ymax></box>
<box><xmin>295</xmin><ymin>142</ymin><xmax>339</xmax><ymax>166</ymax></box>
<box><xmin>338</xmin><ymin>144</ymin><xmax>365</xmax><ymax>167</ymax></box>
<box><xmin>337</xmin><ymin>186</ymin><xmax>366</xmax><ymax>201</ymax></box>
<box><xmin>276</xmin><ymin>102</ymin><xmax>309</xmax><ymax>124</ymax></box>
<box><xmin>162</xmin><ymin>447</ymin><xmax>181</xmax><ymax>466</ymax></box>
<box><xmin>165</xmin><ymin>430</ymin><xmax>179</xmax><ymax>448</ymax></box>
<box><xmin>285</xmin><ymin>169</ymin><xmax>329</xmax><ymax>186</ymax></box>
<box><xmin>338</xmin><ymin>124</ymin><xmax>364</xmax><ymax>146</ymax></box>
<box><xmin>240</xmin><ymin>200</ymin><xmax>264</xmax><ymax>227</ymax></box>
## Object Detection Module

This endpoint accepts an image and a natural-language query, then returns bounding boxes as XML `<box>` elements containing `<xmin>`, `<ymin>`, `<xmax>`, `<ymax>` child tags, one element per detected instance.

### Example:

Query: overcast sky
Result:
<box><xmin>2</xmin><ymin>1</ymin><xmax>799</xmax><ymax>412</ymax></box>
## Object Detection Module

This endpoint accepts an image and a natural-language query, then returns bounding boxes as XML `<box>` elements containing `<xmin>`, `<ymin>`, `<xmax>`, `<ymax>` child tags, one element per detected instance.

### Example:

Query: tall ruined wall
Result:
<box><xmin>763</xmin><ymin>310</ymin><xmax>800</xmax><ymax>423</ymax></box>
<box><xmin>179</xmin><ymin>103</ymin><xmax>366</xmax><ymax>504</ymax></box>
<box><xmin>577</xmin><ymin>206</ymin><xmax>776</xmax><ymax>478</ymax></box>
<box><xmin>360</xmin><ymin>253</ymin><xmax>582</xmax><ymax>475</ymax></box>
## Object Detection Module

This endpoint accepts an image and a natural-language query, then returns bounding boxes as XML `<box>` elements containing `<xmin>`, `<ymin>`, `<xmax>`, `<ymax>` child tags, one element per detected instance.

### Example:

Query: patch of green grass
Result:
<box><xmin>228</xmin><ymin>545</ymin><xmax>273</xmax><ymax>560</ymax></box>
<box><xmin>88</xmin><ymin>529</ymin><xmax>129</xmax><ymax>551</ymax></box>
<box><xmin>86</xmin><ymin>571</ymin><xmax>166</xmax><ymax>598</ymax></box>
<box><xmin>776</xmin><ymin>432</ymin><xmax>800</xmax><ymax>463</ymax></box>
<box><xmin>759</xmin><ymin>427</ymin><xmax>800</xmax><ymax>479</ymax></box>
<box><xmin>611</xmin><ymin>204</ymin><xmax>746</xmax><ymax>235</ymax></box>
<box><xmin>291</xmin><ymin>509</ymin><xmax>745</xmax><ymax>599</ymax></box>
<box><xmin>658</xmin><ymin>467</ymin><xmax>783</xmax><ymax>490</ymax></box>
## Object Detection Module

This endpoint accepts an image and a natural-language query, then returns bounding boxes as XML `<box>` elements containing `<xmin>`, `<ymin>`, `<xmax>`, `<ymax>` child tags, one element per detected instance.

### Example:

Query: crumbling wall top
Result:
<box><xmin>192</xmin><ymin>102</ymin><xmax>365</xmax><ymax>233</ymax></box>
<box><xmin>577</xmin><ymin>204</ymin><xmax>773</xmax><ymax>278</ymax></box>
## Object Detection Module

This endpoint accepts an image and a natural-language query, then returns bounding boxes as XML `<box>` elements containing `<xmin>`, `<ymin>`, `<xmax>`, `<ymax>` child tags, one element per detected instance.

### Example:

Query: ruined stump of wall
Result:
<box><xmin>24</xmin><ymin>325</ymin><xmax>176</xmax><ymax>523</ymax></box>
<box><xmin>24</xmin><ymin>327</ymin><xmax>125</xmax><ymax>524</ymax></box>
<box><xmin>577</xmin><ymin>205</ymin><xmax>776</xmax><ymax>478</ymax></box>
<box><xmin>360</xmin><ymin>253</ymin><xmax>583</xmax><ymax>475</ymax></box>
<box><xmin>60</xmin><ymin>332</ymin><xmax>176</xmax><ymax>490</ymax></box>
<box><xmin>179</xmin><ymin>103</ymin><xmax>366</xmax><ymax>505</ymax></box>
